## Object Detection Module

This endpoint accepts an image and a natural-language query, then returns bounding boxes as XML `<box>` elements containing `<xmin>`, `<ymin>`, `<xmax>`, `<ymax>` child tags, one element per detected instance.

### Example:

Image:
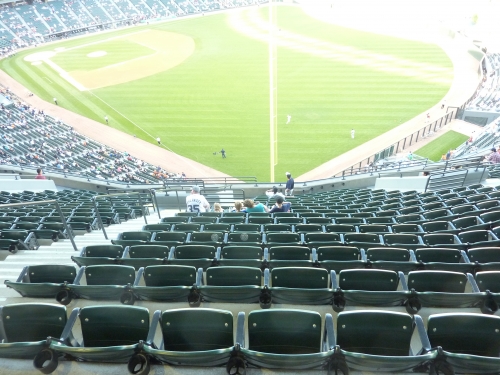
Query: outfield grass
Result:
<box><xmin>414</xmin><ymin>131</ymin><xmax>469</xmax><ymax>161</ymax></box>
<box><xmin>0</xmin><ymin>6</ymin><xmax>453</xmax><ymax>181</ymax></box>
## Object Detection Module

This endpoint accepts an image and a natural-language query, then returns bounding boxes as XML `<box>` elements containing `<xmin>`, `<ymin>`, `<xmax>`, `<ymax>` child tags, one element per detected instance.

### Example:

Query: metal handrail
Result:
<box><xmin>0</xmin><ymin>200</ymin><xmax>78</xmax><ymax>251</ymax></box>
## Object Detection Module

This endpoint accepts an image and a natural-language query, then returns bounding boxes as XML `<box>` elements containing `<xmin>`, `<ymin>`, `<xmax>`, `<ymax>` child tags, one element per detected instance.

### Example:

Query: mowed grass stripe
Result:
<box><xmin>0</xmin><ymin>6</ymin><xmax>452</xmax><ymax>181</ymax></box>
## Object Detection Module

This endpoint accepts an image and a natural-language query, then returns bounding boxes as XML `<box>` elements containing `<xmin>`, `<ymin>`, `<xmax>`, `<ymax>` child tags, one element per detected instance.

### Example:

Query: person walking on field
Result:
<box><xmin>53</xmin><ymin>98</ymin><xmax>58</xmax><ymax>105</ymax></box>
<box><xmin>105</xmin><ymin>116</ymin><xmax>108</xmax><ymax>124</ymax></box>
<box><xmin>351</xmin><ymin>129</ymin><xmax>355</xmax><ymax>139</ymax></box>
<box><xmin>286</xmin><ymin>114</ymin><xmax>291</xmax><ymax>124</ymax></box>
<box><xmin>156</xmin><ymin>137</ymin><xmax>161</xmax><ymax>145</ymax></box>
<box><xmin>220</xmin><ymin>149</ymin><xmax>226</xmax><ymax>158</ymax></box>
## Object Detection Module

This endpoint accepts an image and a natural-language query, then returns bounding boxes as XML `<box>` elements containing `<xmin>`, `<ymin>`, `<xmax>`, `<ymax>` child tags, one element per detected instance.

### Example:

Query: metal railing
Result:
<box><xmin>0</xmin><ymin>200</ymin><xmax>78</xmax><ymax>251</ymax></box>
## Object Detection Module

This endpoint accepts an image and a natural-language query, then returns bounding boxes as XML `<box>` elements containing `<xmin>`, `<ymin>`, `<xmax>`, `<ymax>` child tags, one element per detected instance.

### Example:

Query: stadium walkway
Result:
<box><xmin>0</xmin><ymin>70</ymin><xmax>230</xmax><ymax>180</ymax></box>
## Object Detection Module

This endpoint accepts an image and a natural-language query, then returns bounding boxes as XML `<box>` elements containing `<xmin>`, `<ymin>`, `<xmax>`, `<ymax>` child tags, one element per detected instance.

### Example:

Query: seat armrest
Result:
<box><xmin>324</xmin><ymin>313</ymin><xmax>336</xmax><ymax>351</ymax></box>
<box><xmin>398</xmin><ymin>271</ymin><xmax>408</xmax><ymax>291</ymax></box>
<box><xmin>461</xmin><ymin>250</ymin><xmax>471</xmax><ymax>263</ymax></box>
<box><xmin>409</xmin><ymin>250</ymin><xmax>417</xmax><ymax>262</ymax></box>
<box><xmin>360</xmin><ymin>248</ymin><xmax>367</xmax><ymax>261</ymax></box>
<box><xmin>146</xmin><ymin>310</ymin><xmax>162</xmax><ymax>346</ymax></box>
<box><xmin>16</xmin><ymin>265</ymin><xmax>29</xmax><ymax>283</ymax></box>
<box><xmin>61</xmin><ymin>307</ymin><xmax>80</xmax><ymax>347</ymax></box>
<box><xmin>263</xmin><ymin>268</ymin><xmax>270</xmax><ymax>287</ymax></box>
<box><xmin>196</xmin><ymin>268</ymin><xmax>204</xmax><ymax>286</ymax></box>
<box><xmin>467</xmin><ymin>272</ymin><xmax>480</xmax><ymax>293</ymax></box>
<box><xmin>123</xmin><ymin>246</ymin><xmax>130</xmax><ymax>258</ymax></box>
<box><xmin>235</xmin><ymin>312</ymin><xmax>245</xmax><ymax>348</ymax></box>
<box><xmin>73</xmin><ymin>267</ymin><xmax>85</xmax><ymax>285</ymax></box>
<box><xmin>330</xmin><ymin>270</ymin><xmax>338</xmax><ymax>289</ymax></box>
<box><xmin>168</xmin><ymin>247</ymin><xmax>175</xmax><ymax>260</ymax></box>
<box><xmin>134</xmin><ymin>268</ymin><xmax>144</xmax><ymax>286</ymax></box>
<box><xmin>414</xmin><ymin>314</ymin><xmax>431</xmax><ymax>353</ymax></box>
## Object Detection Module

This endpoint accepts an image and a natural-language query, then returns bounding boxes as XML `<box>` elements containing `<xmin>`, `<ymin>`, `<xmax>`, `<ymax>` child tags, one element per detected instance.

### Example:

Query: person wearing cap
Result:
<box><xmin>186</xmin><ymin>186</ymin><xmax>210</xmax><ymax>213</ymax></box>
<box><xmin>486</xmin><ymin>148</ymin><xmax>500</xmax><ymax>164</ymax></box>
<box><xmin>269</xmin><ymin>196</ymin><xmax>291</xmax><ymax>213</ymax></box>
<box><xmin>285</xmin><ymin>172</ymin><xmax>294</xmax><ymax>196</ymax></box>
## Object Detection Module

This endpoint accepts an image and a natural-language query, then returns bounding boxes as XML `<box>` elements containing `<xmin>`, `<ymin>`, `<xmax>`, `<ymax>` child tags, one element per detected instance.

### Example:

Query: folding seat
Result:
<box><xmin>149</xmin><ymin>231</ymin><xmax>186</xmax><ymax>247</ymax></box>
<box><xmin>219</xmin><ymin>245</ymin><xmax>264</xmax><ymax>268</ymax></box>
<box><xmin>225</xmin><ymin>232</ymin><xmax>262</xmax><ymax>246</ymax></box>
<box><xmin>365</xmin><ymin>247</ymin><xmax>418</xmax><ymax>273</ymax></box>
<box><xmin>0</xmin><ymin>222</ymin><xmax>13</xmax><ymax>230</ymax></box>
<box><xmin>336</xmin><ymin>208</ymin><xmax>359</xmax><ymax>214</ymax></box>
<box><xmin>475</xmin><ymin>271</ymin><xmax>500</xmax><ymax>294</ymax></box>
<box><xmin>247</xmin><ymin>216</ymin><xmax>273</xmax><ymax>225</ymax></box>
<box><xmin>233</xmin><ymin>309</ymin><xmax>333</xmax><ymax>370</ymax></box>
<box><xmin>422</xmin><ymin>202</ymin><xmax>445</xmax><ymax>211</ymax></box>
<box><xmin>16</xmin><ymin>215</ymin><xmax>42</xmax><ymax>223</ymax></box>
<box><xmin>358</xmin><ymin>224</ymin><xmax>391</xmax><ymax>234</ymax></box>
<box><xmin>67</xmin><ymin>216</ymin><xmax>99</xmax><ymax>232</ymax></box>
<box><xmin>315</xmin><ymin>246</ymin><xmax>365</xmax><ymax>272</ymax></box>
<box><xmin>468</xmin><ymin>247</ymin><xmax>500</xmax><ymax>264</ymax></box>
<box><xmin>38</xmin><ymin>222</ymin><xmax>73</xmax><ymax>240</ymax></box>
<box><xmin>293</xmin><ymin>208</ymin><xmax>314</xmax><ymax>214</ymax></box>
<box><xmin>130</xmin><ymin>265</ymin><xmax>198</xmax><ymax>303</ymax></box>
<box><xmin>0</xmin><ymin>303</ymin><xmax>70</xmax><ymax>360</ymax></box>
<box><xmin>275</xmin><ymin>217</ymin><xmax>302</xmax><ymax>225</ymax></box>
<box><xmin>459</xmin><ymin>229</ymin><xmax>500</xmax><ymax>248</ymax></box>
<box><xmin>232</xmin><ymin>223</ymin><xmax>261</xmax><ymax>233</ymax></box>
<box><xmin>394</xmin><ymin>213</ymin><xmax>423</xmax><ymax>224</ymax></box>
<box><xmin>334</xmin><ymin>217</ymin><xmax>366</xmax><ymax>225</ymax></box>
<box><xmin>190</xmin><ymin>216</ymin><xmax>217</xmax><ymax>224</ymax></box>
<box><xmin>304</xmin><ymin>217</ymin><xmax>331</xmax><ymax>225</ymax></box>
<box><xmin>35</xmin><ymin>305</ymin><xmax>152</xmax><ymax>374</ymax></box>
<box><xmin>331</xmin><ymin>269</ymin><xmax>408</xmax><ymax>312</ymax></box>
<box><xmin>0</xmin><ymin>229</ymin><xmax>38</xmax><ymax>252</ymax></box>
<box><xmin>391</xmin><ymin>223</ymin><xmax>424</xmax><ymax>234</ymax></box>
<box><xmin>199</xmin><ymin>212</ymin><xmax>222</xmax><ymax>217</ymax></box>
<box><xmin>55</xmin><ymin>264</ymin><xmax>139</xmax><ymax>305</ymax></box>
<box><xmin>480</xmin><ymin>210</ymin><xmax>500</xmax><ymax>228</ymax></box>
<box><xmin>203</xmin><ymin>223</ymin><xmax>232</xmax><ymax>232</ymax></box>
<box><xmin>380</xmin><ymin>203</ymin><xmax>402</xmax><ymax>210</ymax></box>
<box><xmin>267</xmin><ymin>267</ymin><xmax>334</xmax><ymax>305</ymax></box>
<box><xmin>375</xmin><ymin>209</ymin><xmax>398</xmax><ymax>218</ymax></box>
<box><xmin>331</xmin><ymin>310</ymin><xmax>432</xmax><ymax>373</ymax></box>
<box><xmin>294</xmin><ymin>223</ymin><xmax>323</xmax><ymax>233</ymax></box>
<box><xmin>488</xmin><ymin>191</ymin><xmax>500</xmax><ymax>199</ymax></box>
<box><xmin>422</xmin><ymin>209</ymin><xmax>456</xmax><ymax>221</ymax></box>
<box><xmin>113</xmin><ymin>206</ymin><xmax>135</xmax><ymax>221</ymax></box>
<box><xmin>5</xmin><ymin>265</ymin><xmax>78</xmax><ymax>298</ymax></box>
<box><xmin>357</xmin><ymin>206</ymin><xmax>380</xmax><ymax>213</ymax></box>
<box><xmin>121</xmin><ymin>245</ymin><xmax>171</xmax><ymax>269</ymax></box>
<box><xmin>398</xmin><ymin>206</ymin><xmax>422</xmax><ymax>215</ymax></box>
<box><xmin>187</xmin><ymin>231</ymin><xmax>225</xmax><ymax>247</ymax></box>
<box><xmin>347</xmin><ymin>203</ymin><xmax>365</xmax><ymax>209</ymax></box>
<box><xmin>383</xmin><ymin>233</ymin><xmax>424</xmax><ymax>250</ymax></box>
<box><xmin>325</xmin><ymin>224</ymin><xmax>356</xmax><ymax>234</ymax></box>
<box><xmin>267</xmin><ymin>246</ymin><xmax>313</xmax><ymax>268</ymax></box>
<box><xmin>413</xmin><ymin>248</ymin><xmax>472</xmax><ymax>273</ymax></box>
<box><xmin>476</xmin><ymin>199</ymin><xmax>500</xmax><ymax>211</ymax></box>
<box><xmin>443</xmin><ymin>197</ymin><xmax>468</xmax><ymax>207</ymax></box>
<box><xmin>274</xmin><ymin>212</ymin><xmax>298</xmax><ymax>218</ymax></box>
<box><xmin>195</xmin><ymin>266</ymin><xmax>264</xmax><ymax>304</ymax></box>
<box><xmin>218</xmin><ymin>216</ymin><xmax>246</xmax><ymax>224</ymax></box>
<box><xmin>160</xmin><ymin>216</ymin><xmax>189</xmax><ymax>224</ymax></box>
<box><xmin>265</xmin><ymin>232</ymin><xmax>302</xmax><ymax>248</ymax></box>
<box><xmin>171</xmin><ymin>223</ymin><xmax>201</xmax><ymax>233</ymax></box>
<box><xmin>421</xmin><ymin>220</ymin><xmax>458</xmax><ymax>233</ymax></box>
<box><xmin>112</xmin><ymin>231</ymin><xmax>152</xmax><ymax>247</ymax></box>
<box><xmin>467</xmin><ymin>193</ymin><xmax>489</xmax><ymax>203</ymax></box>
<box><xmin>222</xmin><ymin>212</ymin><xmax>246</xmax><ymax>218</ymax></box>
<box><xmin>168</xmin><ymin>244</ymin><xmax>218</xmax><ymax>270</ymax></box>
<box><xmin>303</xmin><ymin>232</ymin><xmax>342</xmax><ymax>249</ymax></box>
<box><xmin>343</xmin><ymin>233</ymin><xmax>383</xmax><ymax>249</ymax></box>
<box><xmin>449</xmin><ymin>204</ymin><xmax>478</xmax><ymax>216</ymax></box>
<box><xmin>457</xmin><ymin>189</ymin><xmax>476</xmax><ymax>196</ymax></box>
<box><xmin>323</xmin><ymin>212</ymin><xmax>349</xmax><ymax>219</ymax></box>
<box><xmin>420</xmin><ymin>313</ymin><xmax>500</xmax><ymax>374</ymax></box>
<box><xmin>422</xmin><ymin>233</ymin><xmax>465</xmax><ymax>249</ymax></box>
<box><xmin>400</xmin><ymin>199</ymin><xmax>421</xmax><ymax>208</ymax></box>
<box><xmin>262</xmin><ymin>223</ymin><xmax>292</xmax><ymax>233</ymax></box>
<box><xmin>144</xmin><ymin>308</ymin><xmax>235</xmax><ymax>368</ymax></box>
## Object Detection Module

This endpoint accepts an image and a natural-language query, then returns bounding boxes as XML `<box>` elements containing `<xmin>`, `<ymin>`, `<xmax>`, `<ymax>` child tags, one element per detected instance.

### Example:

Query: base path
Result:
<box><xmin>0</xmin><ymin>69</ymin><xmax>230</xmax><ymax>179</ymax></box>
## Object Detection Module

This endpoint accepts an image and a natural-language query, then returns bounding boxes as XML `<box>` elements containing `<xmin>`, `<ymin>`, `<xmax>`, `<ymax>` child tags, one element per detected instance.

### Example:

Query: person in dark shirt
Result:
<box><xmin>285</xmin><ymin>172</ymin><xmax>294</xmax><ymax>196</ymax></box>
<box><xmin>269</xmin><ymin>196</ymin><xmax>291</xmax><ymax>213</ymax></box>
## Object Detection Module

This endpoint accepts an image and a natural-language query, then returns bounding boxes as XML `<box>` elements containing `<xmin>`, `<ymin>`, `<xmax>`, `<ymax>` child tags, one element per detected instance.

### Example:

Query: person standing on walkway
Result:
<box><xmin>351</xmin><ymin>129</ymin><xmax>355</xmax><ymax>139</ymax></box>
<box><xmin>285</xmin><ymin>172</ymin><xmax>294</xmax><ymax>196</ymax></box>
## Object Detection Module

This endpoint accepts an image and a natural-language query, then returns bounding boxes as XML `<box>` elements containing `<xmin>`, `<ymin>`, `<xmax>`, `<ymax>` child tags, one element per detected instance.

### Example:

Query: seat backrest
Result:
<box><xmin>294</xmin><ymin>224</ymin><xmax>323</xmax><ymax>233</ymax></box>
<box><xmin>270</xmin><ymin>267</ymin><xmax>329</xmax><ymax>289</ymax></box>
<box><xmin>1</xmin><ymin>303</ymin><xmax>66</xmax><ymax>343</ymax></box>
<box><xmin>474</xmin><ymin>271</ymin><xmax>500</xmax><ymax>293</ymax></box>
<box><xmin>336</xmin><ymin>310</ymin><xmax>413</xmax><ymax>356</ymax></box>
<box><xmin>268</xmin><ymin>246</ymin><xmax>311</xmax><ymax>260</ymax></box>
<box><xmin>0</xmin><ymin>230</ymin><xmax>28</xmax><ymax>240</ymax></box>
<box><xmin>27</xmin><ymin>265</ymin><xmax>77</xmax><ymax>283</ymax></box>
<box><xmin>338</xmin><ymin>269</ymin><xmax>399</xmax><ymax>291</ymax></box>
<box><xmin>120</xmin><ymin>231</ymin><xmax>152</xmax><ymax>241</ymax></box>
<box><xmin>458</xmin><ymin>230</ymin><xmax>490</xmax><ymax>243</ymax></box>
<box><xmin>227</xmin><ymin>232</ymin><xmax>262</xmax><ymax>244</ymax></box>
<box><xmin>83</xmin><ymin>245</ymin><xmax>124</xmax><ymax>258</ymax></box>
<box><xmin>84</xmin><ymin>265</ymin><xmax>136</xmax><ymax>285</ymax></box>
<box><xmin>344</xmin><ymin>233</ymin><xmax>380</xmax><ymax>243</ymax></box>
<box><xmin>414</xmin><ymin>248</ymin><xmax>461</xmax><ymax>263</ymax></box>
<box><xmin>247</xmin><ymin>309</ymin><xmax>322</xmax><ymax>354</ymax></box>
<box><xmin>358</xmin><ymin>224</ymin><xmax>390</xmax><ymax>233</ymax></box>
<box><xmin>366</xmin><ymin>248</ymin><xmax>410</xmax><ymax>262</ymax></box>
<box><xmin>203</xmin><ymin>223</ymin><xmax>232</xmax><ymax>232</ymax></box>
<box><xmin>221</xmin><ymin>245</ymin><xmax>263</xmax><ymax>259</ymax></box>
<box><xmin>427</xmin><ymin>313</ymin><xmax>500</xmax><ymax>356</ymax></box>
<box><xmin>316</xmin><ymin>246</ymin><xmax>360</xmax><ymax>261</ymax></box>
<box><xmin>189</xmin><ymin>231</ymin><xmax>225</xmax><ymax>244</ymax></box>
<box><xmin>266</xmin><ymin>232</ymin><xmax>301</xmax><ymax>244</ymax></box>
<box><xmin>263</xmin><ymin>224</ymin><xmax>292</xmax><ymax>233</ymax></box>
<box><xmin>128</xmin><ymin>245</ymin><xmax>170</xmax><ymax>258</ymax></box>
<box><xmin>248</xmin><ymin>217</ymin><xmax>273</xmax><ymax>225</ymax></box>
<box><xmin>467</xmin><ymin>247</ymin><xmax>500</xmax><ymax>263</ymax></box>
<box><xmin>304</xmin><ymin>232</ymin><xmax>341</xmax><ymax>243</ymax></box>
<box><xmin>80</xmin><ymin>305</ymin><xmax>150</xmax><ymax>347</ymax></box>
<box><xmin>143</xmin><ymin>265</ymin><xmax>197</xmax><ymax>287</ymax></box>
<box><xmin>232</xmin><ymin>224</ymin><xmax>261</xmax><ymax>232</ymax></box>
<box><xmin>407</xmin><ymin>270</ymin><xmax>467</xmax><ymax>293</ymax></box>
<box><xmin>384</xmin><ymin>234</ymin><xmax>420</xmax><ymax>245</ymax></box>
<box><xmin>423</xmin><ymin>233</ymin><xmax>459</xmax><ymax>245</ymax></box>
<box><xmin>171</xmin><ymin>223</ymin><xmax>201</xmax><ymax>232</ymax></box>
<box><xmin>154</xmin><ymin>231</ymin><xmax>187</xmax><ymax>242</ymax></box>
<box><xmin>161</xmin><ymin>308</ymin><xmax>233</xmax><ymax>351</ymax></box>
<box><xmin>391</xmin><ymin>224</ymin><xmax>422</xmax><ymax>234</ymax></box>
<box><xmin>174</xmin><ymin>245</ymin><xmax>217</xmax><ymax>259</ymax></box>
<box><xmin>206</xmin><ymin>266</ymin><xmax>262</xmax><ymax>286</ymax></box>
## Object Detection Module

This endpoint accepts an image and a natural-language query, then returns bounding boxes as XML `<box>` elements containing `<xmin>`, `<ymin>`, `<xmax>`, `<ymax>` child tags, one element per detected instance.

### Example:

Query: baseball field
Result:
<box><xmin>0</xmin><ymin>5</ymin><xmax>453</xmax><ymax>181</ymax></box>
